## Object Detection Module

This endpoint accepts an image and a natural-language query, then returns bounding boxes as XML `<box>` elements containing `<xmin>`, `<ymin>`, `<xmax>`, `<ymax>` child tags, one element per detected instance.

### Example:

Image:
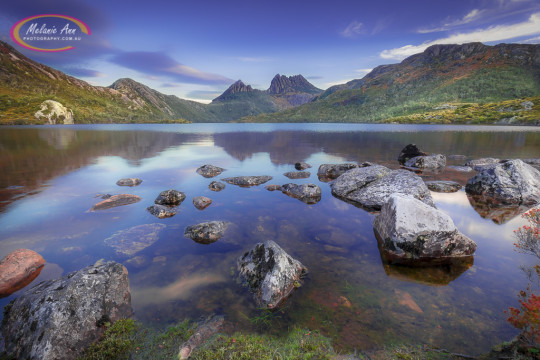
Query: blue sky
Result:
<box><xmin>1</xmin><ymin>0</ymin><xmax>539</xmax><ymax>103</ymax></box>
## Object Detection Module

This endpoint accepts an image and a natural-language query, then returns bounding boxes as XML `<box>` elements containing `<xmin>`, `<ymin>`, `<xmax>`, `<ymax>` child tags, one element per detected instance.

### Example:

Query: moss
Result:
<box><xmin>77</xmin><ymin>318</ymin><xmax>137</xmax><ymax>360</ymax></box>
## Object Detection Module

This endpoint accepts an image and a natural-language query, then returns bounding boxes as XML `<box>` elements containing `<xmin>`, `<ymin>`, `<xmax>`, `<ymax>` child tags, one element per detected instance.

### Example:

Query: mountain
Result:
<box><xmin>246</xmin><ymin>42</ymin><xmax>540</xmax><ymax>123</ymax></box>
<box><xmin>267</xmin><ymin>74</ymin><xmax>322</xmax><ymax>108</ymax></box>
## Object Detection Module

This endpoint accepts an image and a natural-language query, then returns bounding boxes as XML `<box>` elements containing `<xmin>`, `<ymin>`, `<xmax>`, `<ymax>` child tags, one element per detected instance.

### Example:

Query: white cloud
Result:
<box><xmin>354</xmin><ymin>68</ymin><xmax>373</xmax><ymax>75</ymax></box>
<box><xmin>418</xmin><ymin>9</ymin><xmax>485</xmax><ymax>33</ymax></box>
<box><xmin>324</xmin><ymin>79</ymin><xmax>355</xmax><ymax>88</ymax></box>
<box><xmin>340</xmin><ymin>21</ymin><xmax>364</xmax><ymax>38</ymax></box>
<box><xmin>380</xmin><ymin>12</ymin><xmax>540</xmax><ymax>60</ymax></box>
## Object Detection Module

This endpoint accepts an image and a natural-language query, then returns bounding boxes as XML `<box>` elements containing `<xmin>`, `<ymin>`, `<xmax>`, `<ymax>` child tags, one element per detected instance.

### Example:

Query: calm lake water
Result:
<box><xmin>1</xmin><ymin>123</ymin><xmax>539</xmax><ymax>354</ymax></box>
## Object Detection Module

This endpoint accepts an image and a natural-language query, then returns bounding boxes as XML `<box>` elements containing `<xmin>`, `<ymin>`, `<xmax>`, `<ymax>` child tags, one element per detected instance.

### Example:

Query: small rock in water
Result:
<box><xmin>147</xmin><ymin>204</ymin><xmax>177</xmax><ymax>218</ymax></box>
<box><xmin>283</xmin><ymin>171</ymin><xmax>310</xmax><ymax>179</ymax></box>
<box><xmin>116</xmin><ymin>178</ymin><xmax>142</xmax><ymax>186</ymax></box>
<box><xmin>281</xmin><ymin>183</ymin><xmax>322</xmax><ymax>204</ymax></box>
<box><xmin>465</xmin><ymin>157</ymin><xmax>501</xmax><ymax>171</ymax></box>
<box><xmin>196</xmin><ymin>164</ymin><xmax>225</xmax><ymax>178</ymax></box>
<box><xmin>184</xmin><ymin>221</ymin><xmax>231</xmax><ymax>244</ymax></box>
<box><xmin>0</xmin><ymin>249</ymin><xmax>45</xmax><ymax>298</ymax></box>
<box><xmin>154</xmin><ymin>189</ymin><xmax>186</xmax><ymax>206</ymax></box>
<box><xmin>237</xmin><ymin>240</ymin><xmax>308</xmax><ymax>310</ymax></box>
<box><xmin>209</xmin><ymin>181</ymin><xmax>226</xmax><ymax>191</ymax></box>
<box><xmin>193</xmin><ymin>196</ymin><xmax>212</xmax><ymax>210</ymax></box>
<box><xmin>221</xmin><ymin>176</ymin><xmax>273</xmax><ymax>187</ymax></box>
<box><xmin>295</xmin><ymin>162</ymin><xmax>312</xmax><ymax>170</ymax></box>
<box><xmin>404</xmin><ymin>154</ymin><xmax>446</xmax><ymax>169</ymax></box>
<box><xmin>265</xmin><ymin>184</ymin><xmax>282</xmax><ymax>191</ymax></box>
<box><xmin>425</xmin><ymin>180</ymin><xmax>462</xmax><ymax>193</ymax></box>
<box><xmin>397</xmin><ymin>144</ymin><xmax>428</xmax><ymax>165</ymax></box>
<box><xmin>90</xmin><ymin>194</ymin><xmax>141</xmax><ymax>211</ymax></box>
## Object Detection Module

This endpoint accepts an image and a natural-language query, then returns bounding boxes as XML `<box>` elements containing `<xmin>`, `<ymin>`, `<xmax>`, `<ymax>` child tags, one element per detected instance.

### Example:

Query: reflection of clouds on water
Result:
<box><xmin>131</xmin><ymin>273</ymin><xmax>227</xmax><ymax>307</ymax></box>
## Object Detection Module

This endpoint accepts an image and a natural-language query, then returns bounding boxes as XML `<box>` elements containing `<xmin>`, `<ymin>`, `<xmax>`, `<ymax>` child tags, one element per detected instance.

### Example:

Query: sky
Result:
<box><xmin>1</xmin><ymin>0</ymin><xmax>539</xmax><ymax>103</ymax></box>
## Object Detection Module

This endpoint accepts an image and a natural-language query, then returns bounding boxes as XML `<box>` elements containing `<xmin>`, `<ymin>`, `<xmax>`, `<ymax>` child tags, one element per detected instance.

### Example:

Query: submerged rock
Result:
<box><xmin>397</xmin><ymin>144</ymin><xmax>427</xmax><ymax>165</ymax></box>
<box><xmin>0</xmin><ymin>249</ymin><xmax>45</xmax><ymax>298</ymax></box>
<box><xmin>221</xmin><ymin>176</ymin><xmax>272</xmax><ymax>187</ymax></box>
<box><xmin>0</xmin><ymin>261</ymin><xmax>132</xmax><ymax>360</ymax></box>
<box><xmin>184</xmin><ymin>221</ymin><xmax>231</xmax><ymax>244</ymax></box>
<box><xmin>425</xmin><ymin>180</ymin><xmax>462</xmax><ymax>193</ymax></box>
<box><xmin>404</xmin><ymin>154</ymin><xmax>446</xmax><ymax>169</ymax></box>
<box><xmin>465</xmin><ymin>159</ymin><xmax>540</xmax><ymax>206</ymax></box>
<box><xmin>154</xmin><ymin>189</ymin><xmax>186</xmax><ymax>206</ymax></box>
<box><xmin>317</xmin><ymin>163</ymin><xmax>358</xmax><ymax>181</ymax></box>
<box><xmin>196</xmin><ymin>164</ymin><xmax>225</xmax><ymax>178</ymax></box>
<box><xmin>237</xmin><ymin>240</ymin><xmax>308</xmax><ymax>310</ymax></box>
<box><xmin>373</xmin><ymin>194</ymin><xmax>476</xmax><ymax>265</ymax></box>
<box><xmin>104</xmin><ymin>223</ymin><xmax>165</xmax><ymax>256</ymax></box>
<box><xmin>147</xmin><ymin>204</ymin><xmax>177</xmax><ymax>218</ymax></box>
<box><xmin>193</xmin><ymin>196</ymin><xmax>212</xmax><ymax>210</ymax></box>
<box><xmin>283</xmin><ymin>171</ymin><xmax>310</xmax><ymax>179</ymax></box>
<box><xmin>90</xmin><ymin>194</ymin><xmax>141</xmax><ymax>211</ymax></box>
<box><xmin>281</xmin><ymin>183</ymin><xmax>321</xmax><ymax>204</ymax></box>
<box><xmin>331</xmin><ymin>166</ymin><xmax>434</xmax><ymax>210</ymax></box>
<box><xmin>116</xmin><ymin>178</ymin><xmax>142</xmax><ymax>186</ymax></box>
<box><xmin>209</xmin><ymin>181</ymin><xmax>226</xmax><ymax>191</ymax></box>
<box><xmin>178</xmin><ymin>315</ymin><xmax>225</xmax><ymax>360</ymax></box>
<box><xmin>295</xmin><ymin>162</ymin><xmax>312</xmax><ymax>170</ymax></box>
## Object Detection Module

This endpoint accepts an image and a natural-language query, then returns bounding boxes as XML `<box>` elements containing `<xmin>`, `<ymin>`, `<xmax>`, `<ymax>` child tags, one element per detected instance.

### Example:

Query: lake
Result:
<box><xmin>1</xmin><ymin>123</ymin><xmax>539</xmax><ymax>355</ymax></box>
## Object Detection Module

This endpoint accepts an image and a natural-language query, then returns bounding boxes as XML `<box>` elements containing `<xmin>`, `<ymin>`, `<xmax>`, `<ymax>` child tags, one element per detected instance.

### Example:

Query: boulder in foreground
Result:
<box><xmin>0</xmin><ymin>249</ymin><xmax>45</xmax><ymax>298</ymax></box>
<box><xmin>373</xmin><ymin>194</ymin><xmax>476</xmax><ymax>265</ymax></box>
<box><xmin>1</xmin><ymin>261</ymin><xmax>132</xmax><ymax>360</ymax></box>
<box><xmin>237</xmin><ymin>240</ymin><xmax>307</xmax><ymax>310</ymax></box>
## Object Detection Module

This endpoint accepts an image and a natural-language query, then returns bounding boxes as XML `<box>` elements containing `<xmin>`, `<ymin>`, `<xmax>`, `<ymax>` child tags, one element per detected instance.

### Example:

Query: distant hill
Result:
<box><xmin>245</xmin><ymin>42</ymin><xmax>540</xmax><ymax>124</ymax></box>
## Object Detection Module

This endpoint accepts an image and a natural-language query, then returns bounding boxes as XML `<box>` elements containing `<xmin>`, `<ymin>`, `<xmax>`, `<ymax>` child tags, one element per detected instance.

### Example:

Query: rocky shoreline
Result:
<box><xmin>1</xmin><ymin>144</ymin><xmax>539</xmax><ymax>358</ymax></box>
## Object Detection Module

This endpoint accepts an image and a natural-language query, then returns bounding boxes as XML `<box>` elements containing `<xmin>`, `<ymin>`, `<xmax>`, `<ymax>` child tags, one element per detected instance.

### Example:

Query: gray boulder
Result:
<box><xmin>1</xmin><ymin>261</ymin><xmax>132</xmax><ymax>360</ymax></box>
<box><xmin>425</xmin><ymin>181</ymin><xmax>462</xmax><ymax>193</ymax></box>
<box><xmin>221</xmin><ymin>176</ymin><xmax>272</xmax><ymax>187</ymax></box>
<box><xmin>404</xmin><ymin>154</ymin><xmax>446</xmax><ymax>169</ymax></box>
<box><xmin>465</xmin><ymin>159</ymin><xmax>540</xmax><ymax>205</ymax></box>
<box><xmin>154</xmin><ymin>189</ymin><xmax>186</xmax><ymax>206</ymax></box>
<box><xmin>184</xmin><ymin>221</ymin><xmax>231</xmax><ymax>244</ymax></box>
<box><xmin>331</xmin><ymin>166</ymin><xmax>434</xmax><ymax>210</ymax></box>
<box><xmin>147</xmin><ymin>204</ymin><xmax>177</xmax><ymax>218</ymax></box>
<box><xmin>209</xmin><ymin>181</ymin><xmax>225</xmax><ymax>191</ymax></box>
<box><xmin>196</xmin><ymin>165</ymin><xmax>225</xmax><ymax>178</ymax></box>
<box><xmin>295</xmin><ymin>162</ymin><xmax>312</xmax><ymax>170</ymax></box>
<box><xmin>116</xmin><ymin>178</ymin><xmax>142</xmax><ymax>186</ymax></box>
<box><xmin>465</xmin><ymin>158</ymin><xmax>501</xmax><ymax>171</ymax></box>
<box><xmin>373</xmin><ymin>194</ymin><xmax>477</xmax><ymax>265</ymax></box>
<box><xmin>397</xmin><ymin>144</ymin><xmax>427</xmax><ymax>165</ymax></box>
<box><xmin>283</xmin><ymin>171</ymin><xmax>310</xmax><ymax>179</ymax></box>
<box><xmin>281</xmin><ymin>183</ymin><xmax>321</xmax><ymax>204</ymax></box>
<box><xmin>317</xmin><ymin>163</ymin><xmax>358</xmax><ymax>181</ymax></box>
<box><xmin>237</xmin><ymin>240</ymin><xmax>307</xmax><ymax>310</ymax></box>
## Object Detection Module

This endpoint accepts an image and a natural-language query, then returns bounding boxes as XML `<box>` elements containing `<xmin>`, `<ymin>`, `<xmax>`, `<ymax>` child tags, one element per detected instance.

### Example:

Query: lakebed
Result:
<box><xmin>1</xmin><ymin>123</ymin><xmax>539</xmax><ymax>355</ymax></box>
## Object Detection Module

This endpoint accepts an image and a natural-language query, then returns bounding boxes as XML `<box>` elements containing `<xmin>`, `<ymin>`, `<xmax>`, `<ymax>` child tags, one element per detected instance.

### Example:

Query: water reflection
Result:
<box><xmin>381</xmin><ymin>258</ymin><xmax>474</xmax><ymax>286</ymax></box>
<box><xmin>467</xmin><ymin>194</ymin><xmax>535</xmax><ymax>224</ymax></box>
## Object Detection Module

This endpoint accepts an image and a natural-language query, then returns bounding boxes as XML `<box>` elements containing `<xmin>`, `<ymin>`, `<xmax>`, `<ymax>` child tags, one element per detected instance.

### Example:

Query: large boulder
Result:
<box><xmin>331</xmin><ymin>166</ymin><xmax>434</xmax><ymax>210</ymax></box>
<box><xmin>373</xmin><ymin>194</ymin><xmax>477</xmax><ymax>265</ymax></box>
<box><xmin>104</xmin><ymin>223</ymin><xmax>165</xmax><ymax>256</ymax></box>
<box><xmin>196</xmin><ymin>165</ymin><xmax>225</xmax><ymax>178</ymax></box>
<box><xmin>465</xmin><ymin>159</ymin><xmax>540</xmax><ymax>205</ymax></box>
<box><xmin>0</xmin><ymin>249</ymin><xmax>45</xmax><ymax>298</ymax></box>
<box><xmin>1</xmin><ymin>261</ymin><xmax>132</xmax><ymax>360</ymax></box>
<box><xmin>397</xmin><ymin>144</ymin><xmax>427</xmax><ymax>165</ymax></box>
<box><xmin>184</xmin><ymin>221</ymin><xmax>231</xmax><ymax>244</ymax></box>
<box><xmin>34</xmin><ymin>100</ymin><xmax>74</xmax><ymax>125</ymax></box>
<box><xmin>404</xmin><ymin>154</ymin><xmax>446</xmax><ymax>169</ymax></box>
<box><xmin>89</xmin><ymin>194</ymin><xmax>141</xmax><ymax>211</ymax></box>
<box><xmin>317</xmin><ymin>163</ymin><xmax>358</xmax><ymax>181</ymax></box>
<box><xmin>154</xmin><ymin>189</ymin><xmax>186</xmax><ymax>206</ymax></box>
<box><xmin>237</xmin><ymin>240</ymin><xmax>307</xmax><ymax>310</ymax></box>
<box><xmin>281</xmin><ymin>183</ymin><xmax>321</xmax><ymax>204</ymax></box>
<box><xmin>221</xmin><ymin>176</ymin><xmax>272</xmax><ymax>187</ymax></box>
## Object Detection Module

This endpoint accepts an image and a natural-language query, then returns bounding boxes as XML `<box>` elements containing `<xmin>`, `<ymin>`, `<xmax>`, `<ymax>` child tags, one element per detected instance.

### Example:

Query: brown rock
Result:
<box><xmin>193</xmin><ymin>196</ymin><xmax>212</xmax><ymax>210</ymax></box>
<box><xmin>0</xmin><ymin>249</ymin><xmax>45</xmax><ymax>298</ymax></box>
<box><xmin>90</xmin><ymin>194</ymin><xmax>141</xmax><ymax>211</ymax></box>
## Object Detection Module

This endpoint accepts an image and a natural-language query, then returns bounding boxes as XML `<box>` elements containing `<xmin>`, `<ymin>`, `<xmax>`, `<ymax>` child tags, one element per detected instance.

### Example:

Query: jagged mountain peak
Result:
<box><xmin>267</xmin><ymin>74</ymin><xmax>321</xmax><ymax>95</ymax></box>
<box><xmin>212</xmin><ymin>80</ymin><xmax>255</xmax><ymax>102</ymax></box>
